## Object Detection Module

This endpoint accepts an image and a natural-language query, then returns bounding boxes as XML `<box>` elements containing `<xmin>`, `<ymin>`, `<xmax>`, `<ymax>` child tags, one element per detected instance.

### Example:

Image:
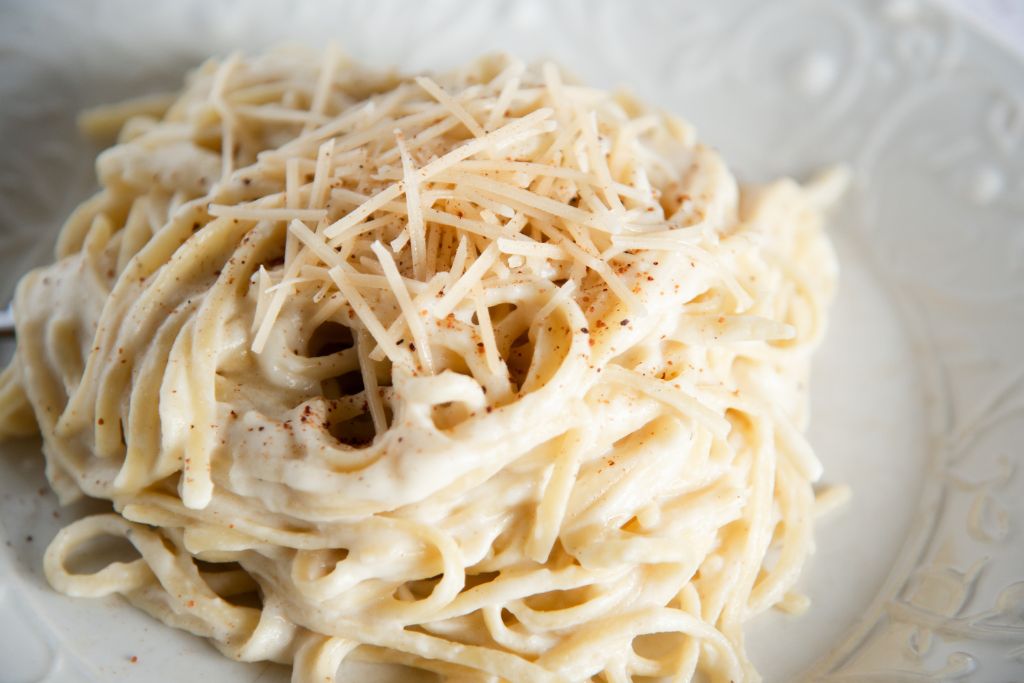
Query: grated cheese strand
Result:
<box><xmin>327</xmin><ymin>266</ymin><xmax>406</xmax><ymax>364</ymax></box>
<box><xmin>415</xmin><ymin>76</ymin><xmax>487</xmax><ymax>140</ymax></box>
<box><xmin>307</xmin><ymin>43</ymin><xmax>341</xmax><ymax>132</ymax></box>
<box><xmin>433</xmin><ymin>243</ymin><xmax>500</xmax><ymax>319</ymax></box>
<box><xmin>395</xmin><ymin>132</ymin><xmax>428</xmax><ymax>281</ymax></box>
<box><xmin>371</xmin><ymin>241</ymin><xmax>433</xmax><ymax>373</ymax></box>
<box><xmin>356</xmin><ymin>328</ymin><xmax>388</xmax><ymax>435</ymax></box>
<box><xmin>308</xmin><ymin>139</ymin><xmax>335</xmax><ymax>210</ymax></box>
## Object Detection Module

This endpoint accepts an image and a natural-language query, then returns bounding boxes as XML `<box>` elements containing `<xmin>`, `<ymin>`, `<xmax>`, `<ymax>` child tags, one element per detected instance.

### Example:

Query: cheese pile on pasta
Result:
<box><xmin>0</xmin><ymin>48</ymin><xmax>842</xmax><ymax>682</ymax></box>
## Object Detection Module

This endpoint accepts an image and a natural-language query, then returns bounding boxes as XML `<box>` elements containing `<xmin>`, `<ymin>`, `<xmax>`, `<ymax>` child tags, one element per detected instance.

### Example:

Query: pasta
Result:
<box><xmin>0</xmin><ymin>48</ymin><xmax>843</xmax><ymax>682</ymax></box>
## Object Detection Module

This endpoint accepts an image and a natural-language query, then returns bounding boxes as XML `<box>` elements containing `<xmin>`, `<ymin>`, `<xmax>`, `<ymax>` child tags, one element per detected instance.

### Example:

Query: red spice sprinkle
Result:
<box><xmin>130</xmin><ymin>656</ymin><xmax>138</xmax><ymax>664</ymax></box>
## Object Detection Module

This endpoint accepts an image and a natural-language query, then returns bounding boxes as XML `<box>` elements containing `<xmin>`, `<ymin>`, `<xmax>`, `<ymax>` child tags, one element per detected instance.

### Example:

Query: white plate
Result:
<box><xmin>1</xmin><ymin>1</ymin><xmax>1022</xmax><ymax>681</ymax></box>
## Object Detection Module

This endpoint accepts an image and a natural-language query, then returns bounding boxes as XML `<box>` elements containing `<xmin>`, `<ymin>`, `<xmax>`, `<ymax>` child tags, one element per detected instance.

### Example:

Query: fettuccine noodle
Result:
<box><xmin>0</xmin><ymin>48</ymin><xmax>842</xmax><ymax>682</ymax></box>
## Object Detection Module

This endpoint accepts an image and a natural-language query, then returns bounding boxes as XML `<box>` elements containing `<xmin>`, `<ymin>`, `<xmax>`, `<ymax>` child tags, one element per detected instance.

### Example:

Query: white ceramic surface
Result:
<box><xmin>938</xmin><ymin>0</ymin><xmax>1024</xmax><ymax>57</ymax></box>
<box><xmin>1</xmin><ymin>1</ymin><xmax>1022</xmax><ymax>681</ymax></box>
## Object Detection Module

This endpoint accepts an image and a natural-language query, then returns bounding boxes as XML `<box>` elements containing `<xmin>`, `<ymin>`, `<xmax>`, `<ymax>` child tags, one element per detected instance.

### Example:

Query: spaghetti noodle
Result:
<box><xmin>0</xmin><ymin>48</ymin><xmax>841</xmax><ymax>682</ymax></box>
